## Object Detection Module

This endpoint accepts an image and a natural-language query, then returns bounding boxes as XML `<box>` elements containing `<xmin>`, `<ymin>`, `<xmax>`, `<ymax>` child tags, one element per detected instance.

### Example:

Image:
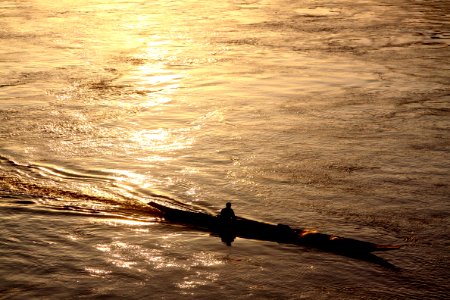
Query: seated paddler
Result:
<box><xmin>218</xmin><ymin>202</ymin><xmax>237</xmax><ymax>246</ymax></box>
<box><xmin>218</xmin><ymin>202</ymin><xmax>236</xmax><ymax>224</ymax></box>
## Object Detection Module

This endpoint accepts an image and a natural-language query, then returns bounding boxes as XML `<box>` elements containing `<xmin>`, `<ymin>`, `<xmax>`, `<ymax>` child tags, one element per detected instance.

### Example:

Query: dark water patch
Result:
<box><xmin>223</xmin><ymin>38</ymin><xmax>261</xmax><ymax>46</ymax></box>
<box><xmin>82</xmin><ymin>78</ymin><xmax>128</xmax><ymax>92</ymax></box>
<box><xmin>14</xmin><ymin>200</ymin><xmax>35</xmax><ymax>205</ymax></box>
<box><xmin>77</xmin><ymin>77</ymin><xmax>161</xmax><ymax>99</ymax></box>
<box><xmin>122</xmin><ymin>57</ymin><xmax>148</xmax><ymax>66</ymax></box>
<box><xmin>430</xmin><ymin>31</ymin><xmax>450</xmax><ymax>41</ymax></box>
<box><xmin>0</xmin><ymin>30</ymin><xmax>44</xmax><ymax>40</ymax></box>
<box><xmin>113</xmin><ymin>55</ymin><xmax>149</xmax><ymax>66</ymax></box>
<box><xmin>409</xmin><ymin>140</ymin><xmax>450</xmax><ymax>152</ymax></box>
<box><xmin>0</xmin><ymin>82</ymin><xmax>23</xmax><ymax>88</ymax></box>
<box><xmin>326</xmin><ymin>163</ymin><xmax>366</xmax><ymax>174</ymax></box>
<box><xmin>0</xmin><ymin>70</ymin><xmax>60</xmax><ymax>88</ymax></box>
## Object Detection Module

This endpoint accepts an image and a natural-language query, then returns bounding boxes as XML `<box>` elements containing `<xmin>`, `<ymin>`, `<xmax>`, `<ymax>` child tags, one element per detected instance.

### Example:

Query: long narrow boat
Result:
<box><xmin>148</xmin><ymin>202</ymin><xmax>400</xmax><ymax>260</ymax></box>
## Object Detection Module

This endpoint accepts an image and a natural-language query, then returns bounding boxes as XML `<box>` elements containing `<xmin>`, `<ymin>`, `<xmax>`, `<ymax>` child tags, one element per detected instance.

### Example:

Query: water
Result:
<box><xmin>1</xmin><ymin>0</ymin><xmax>449</xmax><ymax>298</ymax></box>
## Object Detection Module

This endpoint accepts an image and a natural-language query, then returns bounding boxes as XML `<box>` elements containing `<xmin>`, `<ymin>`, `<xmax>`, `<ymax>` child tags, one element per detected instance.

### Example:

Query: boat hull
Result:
<box><xmin>148</xmin><ymin>202</ymin><xmax>400</xmax><ymax>256</ymax></box>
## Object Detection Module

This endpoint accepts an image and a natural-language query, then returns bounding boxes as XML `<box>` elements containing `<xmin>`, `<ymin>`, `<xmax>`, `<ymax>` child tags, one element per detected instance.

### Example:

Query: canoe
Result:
<box><xmin>148</xmin><ymin>201</ymin><xmax>400</xmax><ymax>257</ymax></box>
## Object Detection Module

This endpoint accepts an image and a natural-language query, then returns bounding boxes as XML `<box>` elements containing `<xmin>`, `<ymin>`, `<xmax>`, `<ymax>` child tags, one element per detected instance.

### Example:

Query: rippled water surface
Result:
<box><xmin>1</xmin><ymin>0</ymin><xmax>449</xmax><ymax>299</ymax></box>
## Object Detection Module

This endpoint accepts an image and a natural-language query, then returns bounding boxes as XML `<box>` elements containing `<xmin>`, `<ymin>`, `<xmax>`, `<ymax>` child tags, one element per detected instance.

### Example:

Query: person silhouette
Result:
<box><xmin>218</xmin><ymin>202</ymin><xmax>236</xmax><ymax>246</ymax></box>
<box><xmin>219</xmin><ymin>202</ymin><xmax>236</xmax><ymax>223</ymax></box>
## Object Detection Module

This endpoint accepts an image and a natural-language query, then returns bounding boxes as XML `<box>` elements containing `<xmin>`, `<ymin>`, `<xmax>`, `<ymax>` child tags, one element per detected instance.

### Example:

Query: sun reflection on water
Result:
<box><xmin>142</xmin><ymin>96</ymin><xmax>172</xmax><ymax>108</ymax></box>
<box><xmin>92</xmin><ymin>232</ymin><xmax>225</xmax><ymax>278</ymax></box>
<box><xmin>120</xmin><ymin>33</ymin><xmax>198</xmax><ymax>160</ymax></box>
<box><xmin>131</xmin><ymin>129</ymin><xmax>194</xmax><ymax>152</ymax></box>
<box><xmin>112</xmin><ymin>169</ymin><xmax>147</xmax><ymax>184</ymax></box>
<box><xmin>84</xmin><ymin>267</ymin><xmax>112</xmax><ymax>277</ymax></box>
<box><xmin>135</xmin><ymin>63</ymin><xmax>182</xmax><ymax>89</ymax></box>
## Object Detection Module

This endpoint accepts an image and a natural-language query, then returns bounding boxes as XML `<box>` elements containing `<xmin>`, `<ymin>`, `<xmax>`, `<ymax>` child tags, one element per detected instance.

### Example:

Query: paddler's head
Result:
<box><xmin>226</xmin><ymin>202</ymin><xmax>232</xmax><ymax>208</ymax></box>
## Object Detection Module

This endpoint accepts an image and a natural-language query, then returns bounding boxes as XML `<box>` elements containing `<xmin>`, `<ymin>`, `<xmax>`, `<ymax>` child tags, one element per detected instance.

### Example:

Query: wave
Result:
<box><xmin>0</xmin><ymin>154</ymin><xmax>209</xmax><ymax>220</ymax></box>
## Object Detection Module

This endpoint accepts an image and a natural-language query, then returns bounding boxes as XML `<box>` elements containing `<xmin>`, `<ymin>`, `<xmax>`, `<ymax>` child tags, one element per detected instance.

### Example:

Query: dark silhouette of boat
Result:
<box><xmin>148</xmin><ymin>201</ymin><xmax>401</xmax><ymax>268</ymax></box>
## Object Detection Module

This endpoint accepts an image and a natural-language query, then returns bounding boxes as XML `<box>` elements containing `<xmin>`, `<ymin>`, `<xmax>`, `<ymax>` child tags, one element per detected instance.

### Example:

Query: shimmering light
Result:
<box><xmin>191</xmin><ymin>251</ymin><xmax>223</xmax><ymax>267</ymax></box>
<box><xmin>94</xmin><ymin>239</ymin><xmax>199</xmax><ymax>271</ymax></box>
<box><xmin>131</xmin><ymin>129</ymin><xmax>194</xmax><ymax>152</ymax></box>
<box><xmin>111</xmin><ymin>260</ymin><xmax>137</xmax><ymax>269</ymax></box>
<box><xmin>84</xmin><ymin>267</ymin><xmax>112</xmax><ymax>277</ymax></box>
<box><xmin>134</xmin><ymin>129</ymin><xmax>169</xmax><ymax>144</ymax></box>
<box><xmin>102</xmin><ymin>219</ymin><xmax>153</xmax><ymax>226</ymax></box>
<box><xmin>96</xmin><ymin>244</ymin><xmax>111</xmax><ymax>253</ymax></box>
<box><xmin>136</xmin><ymin>155</ymin><xmax>172</xmax><ymax>162</ymax></box>
<box><xmin>143</xmin><ymin>96</ymin><xmax>172</xmax><ymax>108</ymax></box>
<box><xmin>136</xmin><ymin>64</ymin><xmax>182</xmax><ymax>88</ymax></box>
<box><xmin>112</xmin><ymin>169</ymin><xmax>147</xmax><ymax>185</ymax></box>
<box><xmin>96</xmin><ymin>242</ymin><xmax>139</xmax><ymax>270</ymax></box>
<box><xmin>177</xmin><ymin>271</ymin><xmax>220</xmax><ymax>290</ymax></box>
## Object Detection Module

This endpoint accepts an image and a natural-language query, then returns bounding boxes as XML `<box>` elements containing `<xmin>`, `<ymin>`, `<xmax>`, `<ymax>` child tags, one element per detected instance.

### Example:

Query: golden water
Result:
<box><xmin>1</xmin><ymin>0</ymin><xmax>449</xmax><ymax>298</ymax></box>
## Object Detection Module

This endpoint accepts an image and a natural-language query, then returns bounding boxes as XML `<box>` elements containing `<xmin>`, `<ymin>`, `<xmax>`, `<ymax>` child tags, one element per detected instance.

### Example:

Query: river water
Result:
<box><xmin>1</xmin><ymin>0</ymin><xmax>449</xmax><ymax>299</ymax></box>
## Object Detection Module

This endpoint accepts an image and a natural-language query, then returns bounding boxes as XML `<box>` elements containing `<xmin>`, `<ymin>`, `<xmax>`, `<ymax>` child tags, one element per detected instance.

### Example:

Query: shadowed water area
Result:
<box><xmin>0</xmin><ymin>0</ymin><xmax>449</xmax><ymax>298</ymax></box>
